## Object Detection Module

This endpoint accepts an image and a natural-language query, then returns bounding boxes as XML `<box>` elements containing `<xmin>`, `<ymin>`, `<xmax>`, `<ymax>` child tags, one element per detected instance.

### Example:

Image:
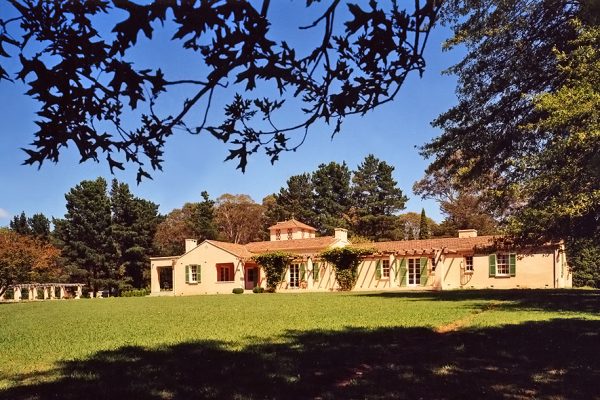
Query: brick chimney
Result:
<box><xmin>458</xmin><ymin>229</ymin><xmax>478</xmax><ymax>238</ymax></box>
<box><xmin>185</xmin><ymin>239</ymin><xmax>198</xmax><ymax>253</ymax></box>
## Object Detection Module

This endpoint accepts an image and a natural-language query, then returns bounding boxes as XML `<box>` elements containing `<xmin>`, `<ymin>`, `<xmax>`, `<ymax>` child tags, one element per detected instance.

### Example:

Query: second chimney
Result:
<box><xmin>185</xmin><ymin>238</ymin><xmax>198</xmax><ymax>253</ymax></box>
<box><xmin>458</xmin><ymin>229</ymin><xmax>478</xmax><ymax>238</ymax></box>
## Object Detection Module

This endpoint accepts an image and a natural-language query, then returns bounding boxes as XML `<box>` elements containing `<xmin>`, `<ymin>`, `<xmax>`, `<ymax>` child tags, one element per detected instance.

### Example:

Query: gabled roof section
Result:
<box><xmin>354</xmin><ymin>236</ymin><xmax>499</xmax><ymax>254</ymax></box>
<box><xmin>246</xmin><ymin>236</ymin><xmax>337</xmax><ymax>254</ymax></box>
<box><xmin>268</xmin><ymin>218</ymin><xmax>317</xmax><ymax>231</ymax></box>
<box><xmin>205</xmin><ymin>240</ymin><xmax>254</xmax><ymax>258</ymax></box>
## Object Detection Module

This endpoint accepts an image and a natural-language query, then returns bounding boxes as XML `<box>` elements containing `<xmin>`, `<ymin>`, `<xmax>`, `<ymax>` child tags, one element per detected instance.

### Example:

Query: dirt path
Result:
<box><xmin>435</xmin><ymin>301</ymin><xmax>501</xmax><ymax>333</ymax></box>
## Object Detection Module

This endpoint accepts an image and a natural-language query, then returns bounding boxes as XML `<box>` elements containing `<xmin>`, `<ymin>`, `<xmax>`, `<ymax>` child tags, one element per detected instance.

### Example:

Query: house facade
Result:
<box><xmin>149</xmin><ymin>219</ymin><xmax>572</xmax><ymax>296</ymax></box>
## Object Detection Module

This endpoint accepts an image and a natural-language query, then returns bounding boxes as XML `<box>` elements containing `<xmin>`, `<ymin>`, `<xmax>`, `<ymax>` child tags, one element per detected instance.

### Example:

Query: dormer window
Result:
<box><xmin>287</xmin><ymin>229</ymin><xmax>293</xmax><ymax>240</ymax></box>
<box><xmin>276</xmin><ymin>229</ymin><xmax>281</xmax><ymax>240</ymax></box>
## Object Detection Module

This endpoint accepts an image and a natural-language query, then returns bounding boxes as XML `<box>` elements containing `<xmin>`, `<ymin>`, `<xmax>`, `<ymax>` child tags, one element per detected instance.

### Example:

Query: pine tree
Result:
<box><xmin>418</xmin><ymin>209</ymin><xmax>430</xmax><ymax>239</ymax></box>
<box><xmin>28</xmin><ymin>213</ymin><xmax>51</xmax><ymax>240</ymax></box>
<box><xmin>193</xmin><ymin>191</ymin><xmax>218</xmax><ymax>241</ymax></box>
<box><xmin>351</xmin><ymin>155</ymin><xmax>408</xmax><ymax>240</ymax></box>
<box><xmin>312</xmin><ymin>162</ymin><xmax>352</xmax><ymax>235</ymax></box>
<box><xmin>110</xmin><ymin>179</ymin><xmax>160</xmax><ymax>289</ymax></box>
<box><xmin>55</xmin><ymin>178</ymin><xmax>118</xmax><ymax>294</ymax></box>
<box><xmin>9</xmin><ymin>212</ymin><xmax>30</xmax><ymax>236</ymax></box>
<box><xmin>272</xmin><ymin>174</ymin><xmax>317</xmax><ymax>228</ymax></box>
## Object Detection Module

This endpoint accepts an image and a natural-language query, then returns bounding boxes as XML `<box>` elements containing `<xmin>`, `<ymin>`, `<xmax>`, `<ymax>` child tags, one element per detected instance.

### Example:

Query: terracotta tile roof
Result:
<box><xmin>353</xmin><ymin>236</ymin><xmax>499</xmax><ymax>254</ymax></box>
<box><xmin>268</xmin><ymin>218</ymin><xmax>317</xmax><ymax>231</ymax></box>
<box><xmin>245</xmin><ymin>236</ymin><xmax>338</xmax><ymax>254</ymax></box>
<box><xmin>205</xmin><ymin>240</ymin><xmax>254</xmax><ymax>258</ymax></box>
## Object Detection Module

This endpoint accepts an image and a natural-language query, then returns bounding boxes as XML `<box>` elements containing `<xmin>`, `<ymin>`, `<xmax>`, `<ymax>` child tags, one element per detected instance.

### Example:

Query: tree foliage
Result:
<box><xmin>505</xmin><ymin>22</ymin><xmax>600</xmax><ymax>243</ymax></box>
<box><xmin>0</xmin><ymin>228</ymin><xmax>61</xmax><ymax>297</ymax></box>
<box><xmin>214</xmin><ymin>193</ymin><xmax>265</xmax><ymax>244</ymax></box>
<box><xmin>53</xmin><ymin>178</ymin><xmax>118</xmax><ymax>293</ymax></box>
<box><xmin>320</xmin><ymin>246</ymin><xmax>373</xmax><ymax>291</ymax></box>
<box><xmin>252</xmin><ymin>251</ymin><xmax>294</xmax><ymax>292</ymax></box>
<box><xmin>567</xmin><ymin>238</ymin><xmax>600</xmax><ymax>288</ymax></box>
<box><xmin>268</xmin><ymin>173</ymin><xmax>318</xmax><ymax>230</ymax></box>
<box><xmin>420</xmin><ymin>0</ymin><xmax>594</xmax><ymax>242</ymax></box>
<box><xmin>418</xmin><ymin>208</ymin><xmax>430</xmax><ymax>239</ymax></box>
<box><xmin>395</xmin><ymin>212</ymin><xmax>437</xmax><ymax>240</ymax></box>
<box><xmin>154</xmin><ymin>203</ymin><xmax>200</xmax><ymax>256</ymax></box>
<box><xmin>1</xmin><ymin>0</ymin><xmax>441</xmax><ymax>181</ymax></box>
<box><xmin>352</xmin><ymin>154</ymin><xmax>408</xmax><ymax>240</ymax></box>
<box><xmin>312</xmin><ymin>161</ymin><xmax>353</xmax><ymax>235</ymax></box>
<box><xmin>110</xmin><ymin>179</ymin><xmax>160</xmax><ymax>289</ymax></box>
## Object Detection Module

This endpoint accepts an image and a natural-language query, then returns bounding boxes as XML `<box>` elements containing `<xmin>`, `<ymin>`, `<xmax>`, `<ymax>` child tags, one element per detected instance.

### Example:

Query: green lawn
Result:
<box><xmin>1</xmin><ymin>290</ymin><xmax>599</xmax><ymax>399</ymax></box>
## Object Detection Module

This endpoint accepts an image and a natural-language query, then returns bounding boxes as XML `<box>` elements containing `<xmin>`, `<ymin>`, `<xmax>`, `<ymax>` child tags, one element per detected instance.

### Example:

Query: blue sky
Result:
<box><xmin>0</xmin><ymin>2</ymin><xmax>463</xmax><ymax>226</ymax></box>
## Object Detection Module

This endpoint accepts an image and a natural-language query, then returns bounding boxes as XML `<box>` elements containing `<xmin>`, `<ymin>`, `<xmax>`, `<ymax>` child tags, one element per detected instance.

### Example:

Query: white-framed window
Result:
<box><xmin>276</xmin><ymin>229</ymin><xmax>281</xmax><ymax>240</ymax></box>
<box><xmin>408</xmin><ymin>258</ymin><xmax>421</xmax><ymax>286</ymax></box>
<box><xmin>189</xmin><ymin>265</ymin><xmax>198</xmax><ymax>283</ymax></box>
<box><xmin>496</xmin><ymin>254</ymin><xmax>510</xmax><ymax>275</ymax></box>
<box><xmin>465</xmin><ymin>256</ymin><xmax>474</xmax><ymax>273</ymax></box>
<box><xmin>382</xmin><ymin>259</ymin><xmax>390</xmax><ymax>278</ymax></box>
<box><xmin>289</xmin><ymin>263</ymin><xmax>300</xmax><ymax>288</ymax></box>
<box><xmin>287</xmin><ymin>229</ymin><xmax>293</xmax><ymax>240</ymax></box>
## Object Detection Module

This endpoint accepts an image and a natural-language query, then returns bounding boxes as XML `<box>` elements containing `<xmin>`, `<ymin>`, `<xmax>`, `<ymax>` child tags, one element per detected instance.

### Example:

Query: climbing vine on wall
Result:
<box><xmin>252</xmin><ymin>252</ymin><xmax>294</xmax><ymax>292</ymax></box>
<box><xmin>320</xmin><ymin>247</ymin><xmax>373</xmax><ymax>291</ymax></box>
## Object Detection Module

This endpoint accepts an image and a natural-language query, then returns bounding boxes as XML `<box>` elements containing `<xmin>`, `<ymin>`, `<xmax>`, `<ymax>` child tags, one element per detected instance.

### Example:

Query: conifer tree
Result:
<box><xmin>351</xmin><ymin>155</ymin><xmax>408</xmax><ymax>241</ymax></box>
<box><xmin>54</xmin><ymin>178</ymin><xmax>117</xmax><ymax>294</ymax></box>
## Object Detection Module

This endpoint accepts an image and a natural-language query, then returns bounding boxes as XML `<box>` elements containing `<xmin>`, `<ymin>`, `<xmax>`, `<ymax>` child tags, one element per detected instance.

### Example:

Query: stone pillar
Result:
<box><xmin>32</xmin><ymin>286</ymin><xmax>38</xmax><ymax>300</ymax></box>
<box><xmin>14</xmin><ymin>287</ymin><xmax>21</xmax><ymax>301</ymax></box>
<box><xmin>0</xmin><ymin>291</ymin><xmax>4</xmax><ymax>302</ymax></box>
<box><xmin>43</xmin><ymin>287</ymin><xmax>49</xmax><ymax>300</ymax></box>
<box><xmin>28</xmin><ymin>287</ymin><xmax>34</xmax><ymax>301</ymax></box>
<box><xmin>75</xmin><ymin>285</ymin><xmax>82</xmax><ymax>299</ymax></box>
<box><xmin>50</xmin><ymin>286</ymin><xmax>56</xmax><ymax>299</ymax></box>
<box><xmin>59</xmin><ymin>286</ymin><xmax>65</xmax><ymax>299</ymax></box>
<box><xmin>150</xmin><ymin>263</ymin><xmax>159</xmax><ymax>294</ymax></box>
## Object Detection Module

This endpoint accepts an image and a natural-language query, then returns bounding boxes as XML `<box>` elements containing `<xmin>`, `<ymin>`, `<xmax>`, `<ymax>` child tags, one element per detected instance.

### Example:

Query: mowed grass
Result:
<box><xmin>1</xmin><ymin>290</ymin><xmax>599</xmax><ymax>399</ymax></box>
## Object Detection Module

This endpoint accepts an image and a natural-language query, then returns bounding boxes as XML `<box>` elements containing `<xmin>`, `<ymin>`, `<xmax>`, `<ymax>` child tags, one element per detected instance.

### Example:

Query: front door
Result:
<box><xmin>245</xmin><ymin>267</ymin><xmax>258</xmax><ymax>290</ymax></box>
<box><xmin>408</xmin><ymin>258</ymin><xmax>421</xmax><ymax>286</ymax></box>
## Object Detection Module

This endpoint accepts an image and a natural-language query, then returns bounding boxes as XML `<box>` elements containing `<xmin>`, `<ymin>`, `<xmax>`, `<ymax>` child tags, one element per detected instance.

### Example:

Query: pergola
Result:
<box><xmin>0</xmin><ymin>283</ymin><xmax>85</xmax><ymax>301</ymax></box>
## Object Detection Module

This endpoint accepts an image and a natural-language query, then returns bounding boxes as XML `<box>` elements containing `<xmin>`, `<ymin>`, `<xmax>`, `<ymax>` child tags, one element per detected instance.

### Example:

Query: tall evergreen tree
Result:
<box><xmin>351</xmin><ymin>155</ymin><xmax>408</xmax><ymax>241</ymax></box>
<box><xmin>55</xmin><ymin>178</ymin><xmax>117</xmax><ymax>294</ymax></box>
<box><xmin>110</xmin><ymin>179</ymin><xmax>160</xmax><ymax>289</ymax></box>
<box><xmin>418</xmin><ymin>209</ymin><xmax>430</xmax><ymax>239</ymax></box>
<box><xmin>28</xmin><ymin>213</ymin><xmax>51</xmax><ymax>240</ymax></box>
<box><xmin>192</xmin><ymin>191</ymin><xmax>218</xmax><ymax>241</ymax></box>
<box><xmin>312</xmin><ymin>162</ymin><xmax>352</xmax><ymax>235</ymax></box>
<box><xmin>272</xmin><ymin>174</ymin><xmax>317</xmax><ymax>228</ymax></box>
<box><xmin>9</xmin><ymin>212</ymin><xmax>30</xmax><ymax>236</ymax></box>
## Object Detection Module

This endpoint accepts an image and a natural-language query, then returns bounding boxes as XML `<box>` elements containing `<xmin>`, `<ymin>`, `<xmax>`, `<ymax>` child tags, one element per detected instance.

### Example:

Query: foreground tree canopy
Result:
<box><xmin>0</xmin><ymin>0</ymin><xmax>441</xmax><ymax>181</ymax></box>
<box><xmin>418</xmin><ymin>0</ymin><xmax>599</xmax><ymax>244</ymax></box>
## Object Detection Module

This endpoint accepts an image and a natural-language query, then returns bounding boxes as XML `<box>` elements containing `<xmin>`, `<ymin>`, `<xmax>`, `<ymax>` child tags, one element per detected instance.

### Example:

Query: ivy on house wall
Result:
<box><xmin>252</xmin><ymin>252</ymin><xmax>294</xmax><ymax>292</ymax></box>
<box><xmin>320</xmin><ymin>247</ymin><xmax>373</xmax><ymax>291</ymax></box>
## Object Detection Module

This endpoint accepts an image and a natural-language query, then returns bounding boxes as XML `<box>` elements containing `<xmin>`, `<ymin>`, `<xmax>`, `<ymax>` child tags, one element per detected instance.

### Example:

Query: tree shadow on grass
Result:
<box><xmin>359</xmin><ymin>289</ymin><xmax>600</xmax><ymax>313</ymax></box>
<box><xmin>2</xmin><ymin>319</ymin><xmax>599</xmax><ymax>400</ymax></box>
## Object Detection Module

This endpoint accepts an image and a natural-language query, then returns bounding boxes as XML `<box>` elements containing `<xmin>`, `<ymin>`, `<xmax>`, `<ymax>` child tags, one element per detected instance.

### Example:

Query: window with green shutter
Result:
<box><xmin>375</xmin><ymin>259</ymin><xmax>382</xmax><ymax>280</ymax></box>
<box><xmin>313</xmin><ymin>262</ymin><xmax>320</xmax><ymax>281</ymax></box>
<box><xmin>509</xmin><ymin>253</ymin><xmax>516</xmax><ymax>277</ymax></box>
<box><xmin>398</xmin><ymin>258</ymin><xmax>407</xmax><ymax>286</ymax></box>
<box><xmin>420</xmin><ymin>257</ymin><xmax>428</xmax><ymax>286</ymax></box>
<box><xmin>185</xmin><ymin>265</ymin><xmax>190</xmax><ymax>283</ymax></box>
<box><xmin>300</xmin><ymin>263</ymin><xmax>306</xmax><ymax>281</ymax></box>
<box><xmin>489</xmin><ymin>254</ymin><xmax>496</xmax><ymax>277</ymax></box>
